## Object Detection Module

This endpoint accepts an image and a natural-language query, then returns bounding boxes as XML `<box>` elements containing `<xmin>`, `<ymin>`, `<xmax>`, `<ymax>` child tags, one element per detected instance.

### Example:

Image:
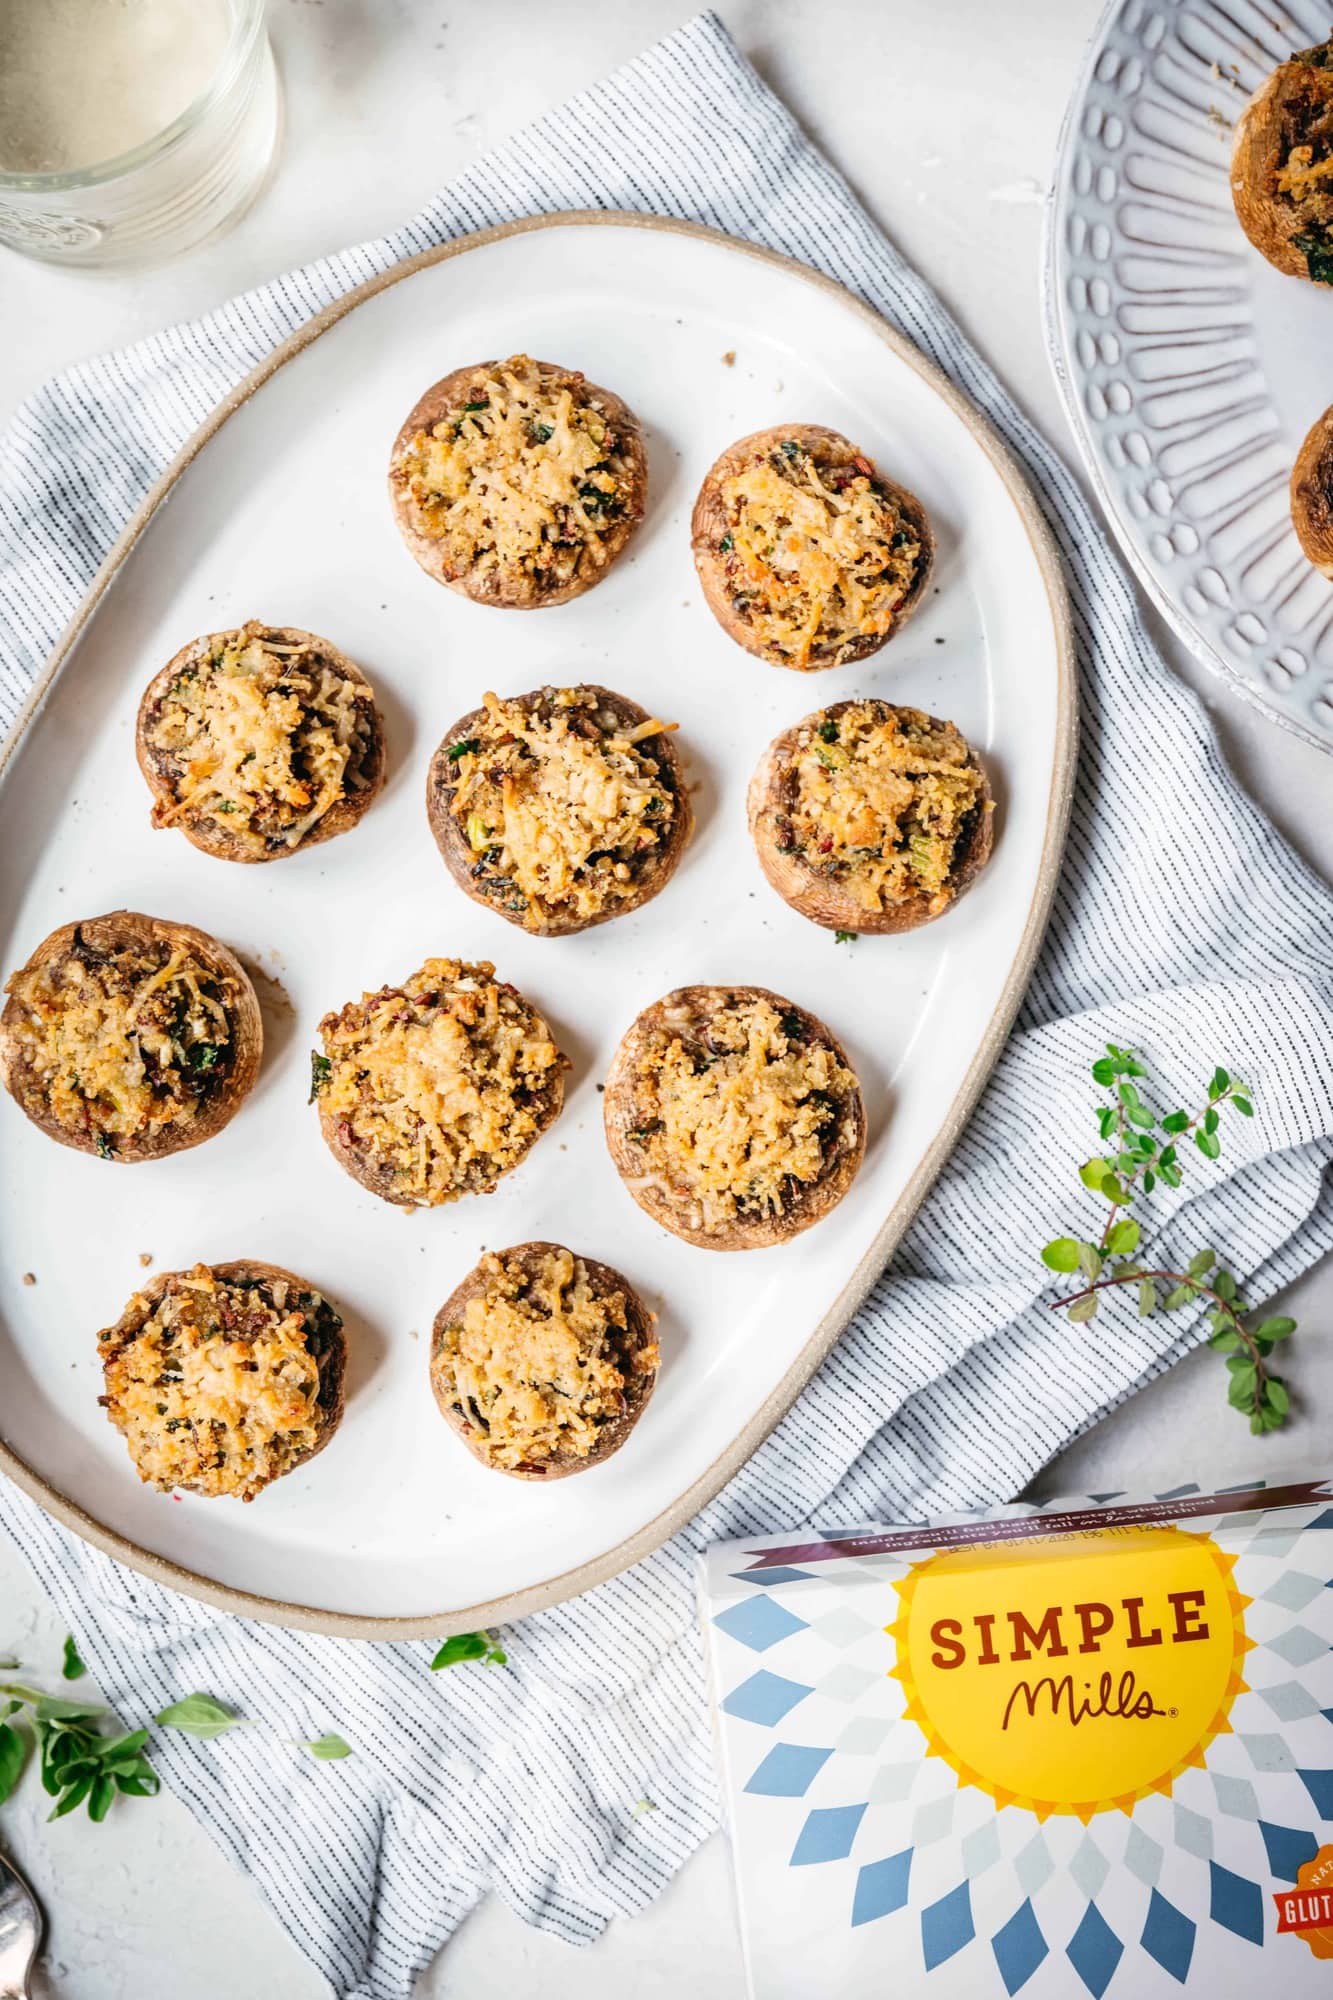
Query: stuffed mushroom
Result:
<box><xmin>604</xmin><ymin>985</ymin><xmax>866</xmax><ymax>1250</ymax></box>
<box><xmin>97</xmin><ymin>1260</ymin><xmax>346</xmax><ymax>1501</ymax></box>
<box><xmin>0</xmin><ymin>911</ymin><xmax>262</xmax><ymax>1162</ymax></box>
<box><xmin>388</xmin><ymin>354</ymin><xmax>648</xmax><ymax>608</ymax></box>
<box><xmin>426</xmin><ymin>684</ymin><xmax>692</xmax><ymax>936</ymax></box>
<box><xmin>1292</xmin><ymin>402</ymin><xmax>1333</xmax><ymax>575</ymax></box>
<box><xmin>691</xmin><ymin>424</ymin><xmax>933</xmax><ymax>670</ymax></box>
<box><xmin>1231</xmin><ymin>36</ymin><xmax>1333</xmax><ymax>285</ymax></box>
<box><xmin>430</xmin><ymin>1241</ymin><xmax>658</xmax><ymax>1478</ymax></box>
<box><xmin>747</xmin><ymin>700</ymin><xmax>993</xmax><ymax>934</ymax></box>
<box><xmin>312</xmin><ymin>957</ymin><xmax>567</xmax><ymax>1209</ymax></box>
<box><xmin>136</xmin><ymin>623</ymin><xmax>385</xmax><ymax>863</ymax></box>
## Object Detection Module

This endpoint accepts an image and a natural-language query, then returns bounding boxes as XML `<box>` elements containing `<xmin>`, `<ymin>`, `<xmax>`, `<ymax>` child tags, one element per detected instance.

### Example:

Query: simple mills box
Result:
<box><xmin>700</xmin><ymin>1479</ymin><xmax>1333</xmax><ymax>1997</ymax></box>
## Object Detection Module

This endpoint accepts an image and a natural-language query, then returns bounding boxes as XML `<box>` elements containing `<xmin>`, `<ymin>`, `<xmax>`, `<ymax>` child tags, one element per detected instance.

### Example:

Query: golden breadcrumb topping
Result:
<box><xmin>98</xmin><ymin>1265</ymin><xmax>340</xmax><ymax>1501</ymax></box>
<box><xmin>4</xmin><ymin>931</ymin><xmax>236</xmax><ymax>1153</ymax></box>
<box><xmin>711</xmin><ymin>434</ymin><xmax>923</xmax><ymax>667</ymax></box>
<box><xmin>442</xmin><ymin>688</ymin><xmax>678</xmax><ymax>926</ymax></box>
<box><xmin>623</xmin><ymin>994</ymin><xmax>856</xmax><ymax>1232</ymax></box>
<box><xmin>144</xmin><ymin>625</ymin><xmax>377</xmax><ymax>856</ymax></box>
<box><xmin>436</xmin><ymin>1245</ymin><xmax>656</xmax><ymax>1471</ymax></box>
<box><xmin>315</xmin><ymin>958</ymin><xmax>563</xmax><ymax>1206</ymax></box>
<box><xmin>784</xmin><ymin>703</ymin><xmax>986</xmax><ymax>916</ymax></box>
<box><xmin>396</xmin><ymin>355</ymin><xmax>641</xmax><ymax>592</ymax></box>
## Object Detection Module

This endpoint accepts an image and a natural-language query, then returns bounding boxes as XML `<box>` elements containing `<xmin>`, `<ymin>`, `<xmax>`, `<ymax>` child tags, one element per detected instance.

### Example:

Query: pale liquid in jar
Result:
<box><xmin>0</xmin><ymin>0</ymin><xmax>232</xmax><ymax>174</ymax></box>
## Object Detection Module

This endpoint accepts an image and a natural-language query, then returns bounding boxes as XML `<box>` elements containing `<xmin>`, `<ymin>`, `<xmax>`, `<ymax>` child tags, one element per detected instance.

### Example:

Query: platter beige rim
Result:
<box><xmin>0</xmin><ymin>211</ymin><xmax>1078</xmax><ymax>1640</ymax></box>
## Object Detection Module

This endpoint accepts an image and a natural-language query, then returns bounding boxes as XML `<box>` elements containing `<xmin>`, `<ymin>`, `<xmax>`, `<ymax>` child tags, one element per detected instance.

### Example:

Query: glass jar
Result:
<box><xmin>0</xmin><ymin>0</ymin><xmax>279</xmax><ymax>267</ymax></box>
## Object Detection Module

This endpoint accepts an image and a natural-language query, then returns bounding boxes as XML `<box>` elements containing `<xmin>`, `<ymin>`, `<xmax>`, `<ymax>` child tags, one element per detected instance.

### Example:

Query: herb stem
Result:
<box><xmin>1049</xmin><ymin>1268</ymin><xmax>1269</xmax><ymax>1412</ymax></box>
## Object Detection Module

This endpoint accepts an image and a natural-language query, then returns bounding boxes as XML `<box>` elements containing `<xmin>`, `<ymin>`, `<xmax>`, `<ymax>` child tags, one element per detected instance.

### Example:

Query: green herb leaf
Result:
<box><xmin>1091</xmin><ymin>1057</ymin><xmax>1117</xmax><ymax>1086</ymax></box>
<box><xmin>31</xmin><ymin>1693</ymin><xmax>103</xmax><ymax>1724</ymax></box>
<box><xmin>62</xmin><ymin>1635</ymin><xmax>86</xmax><ymax>1682</ymax></box>
<box><xmin>88</xmin><ymin>1774</ymin><xmax>115</xmax><ymax>1823</ymax></box>
<box><xmin>1161</xmin><ymin>1110</ymin><xmax>1189</xmax><ymax>1134</ymax></box>
<box><xmin>818</xmin><ymin>719</ymin><xmax>839</xmax><ymax>744</ymax></box>
<box><xmin>308</xmin><ymin>1052</ymin><xmax>331</xmax><ymax>1103</ymax></box>
<box><xmin>1231</xmin><ymin>1095</ymin><xmax>1254</xmax><ymax>1117</ymax></box>
<box><xmin>1163</xmin><ymin>1283</ymin><xmax>1194</xmax><ymax>1310</ymax></box>
<box><xmin>1265</xmin><ymin>1377</ymin><xmax>1290</xmax><ymax>1417</ymax></box>
<box><xmin>1105</xmin><ymin>1219</ymin><xmax>1140</xmax><ymax>1256</ymax></box>
<box><xmin>430</xmin><ymin>1632</ymin><xmax>506</xmax><ymax>1670</ymax></box>
<box><xmin>0</xmin><ymin>1719</ymin><xmax>27</xmax><ymax>1803</ymax></box>
<box><xmin>1187</xmin><ymin>1249</ymin><xmax>1216</xmax><ymax>1278</ymax></box>
<box><xmin>155</xmin><ymin>1694</ymin><xmax>247</xmax><ymax>1739</ymax></box>
<box><xmin>1077</xmin><ymin>1243</ymin><xmax>1103</xmax><ymax>1282</ymax></box>
<box><xmin>1208</xmin><ymin>1067</ymin><xmax>1230</xmax><ymax>1099</ymax></box>
<box><xmin>49</xmin><ymin>1773</ymin><xmax>94</xmax><ymax>1821</ymax></box>
<box><xmin>1067</xmin><ymin>1296</ymin><xmax>1098</xmax><ymax>1323</ymax></box>
<box><xmin>833</xmin><ymin>930</ymin><xmax>857</xmax><ymax>945</ymax></box>
<box><xmin>1078</xmin><ymin>1158</ymin><xmax>1111</xmax><ymax>1191</ymax></box>
<box><xmin>446</xmin><ymin>737</ymin><xmax>481</xmax><ymax>763</ymax></box>
<box><xmin>1041</xmin><ymin>1238</ymin><xmax>1082</xmax><ymax>1273</ymax></box>
<box><xmin>1213</xmin><ymin>1269</ymin><xmax>1237</xmax><ymax>1303</ymax></box>
<box><xmin>1252</xmin><ymin>1316</ymin><xmax>1295</xmax><ymax>1342</ymax></box>
<box><xmin>302</xmin><ymin>1733</ymin><xmax>352</xmax><ymax>1760</ymax></box>
<box><xmin>1195</xmin><ymin>1129</ymin><xmax>1221</xmax><ymax>1160</ymax></box>
<box><xmin>1137</xmin><ymin>1278</ymin><xmax>1157</xmax><ymax>1318</ymax></box>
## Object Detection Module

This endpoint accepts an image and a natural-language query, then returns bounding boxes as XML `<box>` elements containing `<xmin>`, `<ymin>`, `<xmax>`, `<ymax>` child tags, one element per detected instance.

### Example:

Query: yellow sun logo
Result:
<box><xmin>885</xmin><ymin>1525</ymin><xmax>1251</xmax><ymax>1822</ymax></box>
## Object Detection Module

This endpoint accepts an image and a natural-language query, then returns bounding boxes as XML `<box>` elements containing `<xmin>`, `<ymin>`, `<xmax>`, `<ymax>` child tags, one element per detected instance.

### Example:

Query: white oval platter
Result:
<box><xmin>1046</xmin><ymin>0</ymin><xmax>1333</xmax><ymax>750</ymax></box>
<box><xmin>0</xmin><ymin>215</ymin><xmax>1074</xmax><ymax>1637</ymax></box>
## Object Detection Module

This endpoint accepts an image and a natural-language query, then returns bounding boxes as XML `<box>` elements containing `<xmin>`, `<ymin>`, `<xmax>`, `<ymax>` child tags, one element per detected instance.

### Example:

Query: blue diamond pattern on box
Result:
<box><xmin>1141</xmin><ymin>1890</ymin><xmax>1196</xmax><ymax>1983</ymax></box>
<box><xmin>1207</xmin><ymin>1862</ymin><xmax>1264</xmax><ymax>1947</ymax></box>
<box><xmin>700</xmin><ymin>1479</ymin><xmax>1333</xmax><ymax>1997</ymax></box>
<box><xmin>1297</xmin><ymin>1766</ymin><xmax>1333</xmax><ymax>1815</ymax></box>
<box><xmin>990</xmin><ymin>1899</ymin><xmax>1048</xmax><ymax>1995</ymax></box>
<box><xmin>713</xmin><ymin>1595</ymin><xmax>809</xmax><ymax>1653</ymax></box>
<box><xmin>851</xmin><ymin>1848</ymin><xmax>913</xmax><ymax>1928</ymax></box>
<box><xmin>921</xmin><ymin>1883</ymin><xmax>974</xmax><ymax>1971</ymax></box>
<box><xmin>790</xmin><ymin>1802</ymin><xmax>866</xmax><ymax>1867</ymax></box>
<box><xmin>1258</xmin><ymin>1819</ymin><xmax>1319</xmax><ymax>1882</ymax></box>
<box><xmin>722</xmin><ymin>1671</ymin><xmax>814</xmax><ymax>1728</ymax></box>
<box><xmin>743</xmin><ymin>1742</ymin><xmax>831</xmax><ymax>1798</ymax></box>
<box><xmin>1067</xmin><ymin>1903</ymin><xmax>1124</xmax><ymax>1999</ymax></box>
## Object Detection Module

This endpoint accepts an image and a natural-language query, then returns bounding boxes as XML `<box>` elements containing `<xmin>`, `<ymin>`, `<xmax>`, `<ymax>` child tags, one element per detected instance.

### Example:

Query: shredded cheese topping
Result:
<box><xmin>623</xmin><ymin>993</ymin><xmax>857</xmax><ymax>1233</ymax></box>
<box><xmin>395</xmin><ymin>355</ymin><xmax>642</xmax><ymax>595</ymax></box>
<box><xmin>436</xmin><ymin>1246</ymin><xmax>656</xmax><ymax>1471</ymax></box>
<box><xmin>98</xmin><ymin>1265</ymin><xmax>340</xmax><ymax>1501</ymax></box>
<box><xmin>782</xmin><ymin>703</ymin><xmax>986</xmax><ymax>916</ymax></box>
<box><xmin>442</xmin><ymin>688</ymin><xmax>678</xmax><ymax>926</ymax></box>
<box><xmin>144</xmin><ymin>625</ymin><xmax>377</xmax><ymax>856</ymax></box>
<box><xmin>1277</xmin><ymin>142</ymin><xmax>1333</xmax><ymax>196</ymax></box>
<box><xmin>708</xmin><ymin>434</ymin><xmax>924</xmax><ymax>668</ymax></box>
<box><xmin>4</xmin><ymin>930</ymin><xmax>236</xmax><ymax>1152</ymax></box>
<box><xmin>316</xmin><ymin>959</ymin><xmax>563</xmax><ymax>1207</ymax></box>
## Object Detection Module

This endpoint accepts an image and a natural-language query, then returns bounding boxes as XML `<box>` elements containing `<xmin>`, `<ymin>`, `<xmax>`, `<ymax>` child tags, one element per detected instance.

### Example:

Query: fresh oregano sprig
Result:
<box><xmin>1041</xmin><ymin>1046</ymin><xmax>1294</xmax><ymax>1434</ymax></box>
<box><xmin>0</xmin><ymin>1680</ymin><xmax>159</xmax><ymax>1823</ymax></box>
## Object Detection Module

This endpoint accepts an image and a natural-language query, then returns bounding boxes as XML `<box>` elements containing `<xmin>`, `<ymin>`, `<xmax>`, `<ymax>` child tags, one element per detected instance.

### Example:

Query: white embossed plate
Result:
<box><xmin>0</xmin><ymin>216</ymin><xmax>1074</xmax><ymax>1636</ymax></box>
<box><xmin>1046</xmin><ymin>0</ymin><xmax>1333</xmax><ymax>749</ymax></box>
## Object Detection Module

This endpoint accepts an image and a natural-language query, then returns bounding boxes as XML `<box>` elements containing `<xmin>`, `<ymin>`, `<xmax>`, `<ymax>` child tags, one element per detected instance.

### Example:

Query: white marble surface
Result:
<box><xmin>1</xmin><ymin>2</ymin><xmax>1329</xmax><ymax>1994</ymax></box>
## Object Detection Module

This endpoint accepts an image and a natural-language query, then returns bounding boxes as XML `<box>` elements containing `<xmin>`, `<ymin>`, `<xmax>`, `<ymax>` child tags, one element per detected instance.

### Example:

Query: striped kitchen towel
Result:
<box><xmin>3</xmin><ymin>13</ymin><xmax>1333</xmax><ymax>1998</ymax></box>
